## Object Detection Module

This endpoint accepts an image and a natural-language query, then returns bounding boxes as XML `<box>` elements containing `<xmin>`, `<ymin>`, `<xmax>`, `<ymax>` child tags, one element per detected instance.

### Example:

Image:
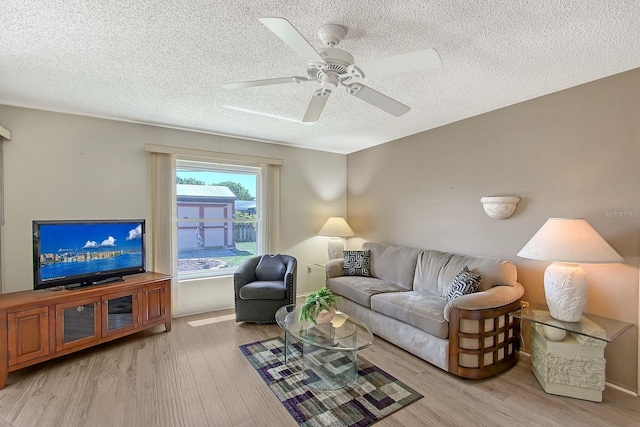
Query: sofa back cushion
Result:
<box><xmin>413</xmin><ymin>250</ymin><xmax>454</xmax><ymax>295</ymax></box>
<box><xmin>363</xmin><ymin>242</ymin><xmax>422</xmax><ymax>290</ymax></box>
<box><xmin>439</xmin><ymin>254</ymin><xmax>517</xmax><ymax>294</ymax></box>
<box><xmin>414</xmin><ymin>250</ymin><xmax>517</xmax><ymax>296</ymax></box>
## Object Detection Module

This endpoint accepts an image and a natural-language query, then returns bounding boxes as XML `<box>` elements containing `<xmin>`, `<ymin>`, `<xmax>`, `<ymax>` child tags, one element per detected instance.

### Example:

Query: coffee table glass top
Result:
<box><xmin>276</xmin><ymin>304</ymin><xmax>373</xmax><ymax>351</ymax></box>
<box><xmin>510</xmin><ymin>307</ymin><xmax>632</xmax><ymax>343</ymax></box>
<box><xmin>275</xmin><ymin>304</ymin><xmax>374</xmax><ymax>390</ymax></box>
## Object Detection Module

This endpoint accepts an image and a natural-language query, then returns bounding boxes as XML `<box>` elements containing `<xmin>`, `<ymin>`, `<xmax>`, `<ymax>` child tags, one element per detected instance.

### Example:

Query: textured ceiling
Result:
<box><xmin>1</xmin><ymin>1</ymin><xmax>639</xmax><ymax>154</ymax></box>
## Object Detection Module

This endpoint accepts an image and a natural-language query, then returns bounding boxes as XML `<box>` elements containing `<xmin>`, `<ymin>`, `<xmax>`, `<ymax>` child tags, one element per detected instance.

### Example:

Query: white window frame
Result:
<box><xmin>145</xmin><ymin>143</ymin><xmax>281</xmax><ymax>286</ymax></box>
<box><xmin>176</xmin><ymin>159</ymin><xmax>262</xmax><ymax>280</ymax></box>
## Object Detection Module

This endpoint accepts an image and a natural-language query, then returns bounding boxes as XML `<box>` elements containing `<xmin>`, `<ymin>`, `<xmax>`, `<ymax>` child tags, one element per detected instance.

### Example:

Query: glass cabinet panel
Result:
<box><xmin>63</xmin><ymin>303</ymin><xmax>96</xmax><ymax>343</ymax></box>
<box><xmin>56</xmin><ymin>297</ymin><xmax>101</xmax><ymax>351</ymax></box>
<box><xmin>106</xmin><ymin>295</ymin><xmax>134</xmax><ymax>332</ymax></box>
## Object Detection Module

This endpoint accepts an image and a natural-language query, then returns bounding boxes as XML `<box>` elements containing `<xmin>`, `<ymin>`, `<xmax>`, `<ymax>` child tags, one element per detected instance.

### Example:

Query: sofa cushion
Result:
<box><xmin>239</xmin><ymin>281</ymin><xmax>286</xmax><ymax>300</ymax></box>
<box><xmin>342</xmin><ymin>250</ymin><xmax>371</xmax><ymax>276</ymax></box>
<box><xmin>370</xmin><ymin>291</ymin><xmax>449</xmax><ymax>339</ymax></box>
<box><xmin>440</xmin><ymin>255</ymin><xmax>517</xmax><ymax>293</ymax></box>
<box><xmin>445</xmin><ymin>266</ymin><xmax>481</xmax><ymax>302</ymax></box>
<box><xmin>363</xmin><ymin>242</ymin><xmax>422</xmax><ymax>290</ymax></box>
<box><xmin>326</xmin><ymin>276</ymin><xmax>407</xmax><ymax>308</ymax></box>
<box><xmin>413</xmin><ymin>250</ymin><xmax>454</xmax><ymax>295</ymax></box>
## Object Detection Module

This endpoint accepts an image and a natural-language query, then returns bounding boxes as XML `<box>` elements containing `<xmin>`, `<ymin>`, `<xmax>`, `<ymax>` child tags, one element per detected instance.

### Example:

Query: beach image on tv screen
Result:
<box><xmin>38</xmin><ymin>222</ymin><xmax>143</xmax><ymax>281</ymax></box>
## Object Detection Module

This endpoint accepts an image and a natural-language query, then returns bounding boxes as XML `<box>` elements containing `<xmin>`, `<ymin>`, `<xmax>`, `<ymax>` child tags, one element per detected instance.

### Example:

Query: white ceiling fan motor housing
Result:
<box><xmin>308</xmin><ymin>48</ymin><xmax>355</xmax><ymax>80</ymax></box>
<box><xmin>307</xmin><ymin>24</ymin><xmax>356</xmax><ymax>82</ymax></box>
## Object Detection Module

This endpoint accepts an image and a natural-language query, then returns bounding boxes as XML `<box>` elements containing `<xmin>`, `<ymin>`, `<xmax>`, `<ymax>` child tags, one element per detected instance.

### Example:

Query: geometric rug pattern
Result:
<box><xmin>239</xmin><ymin>336</ymin><xmax>423</xmax><ymax>427</ymax></box>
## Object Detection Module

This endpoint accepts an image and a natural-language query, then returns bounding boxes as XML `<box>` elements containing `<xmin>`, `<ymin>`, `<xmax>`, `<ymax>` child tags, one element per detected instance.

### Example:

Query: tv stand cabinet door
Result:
<box><xmin>142</xmin><ymin>282</ymin><xmax>167</xmax><ymax>326</ymax></box>
<box><xmin>101</xmin><ymin>289</ymin><xmax>139</xmax><ymax>338</ymax></box>
<box><xmin>8</xmin><ymin>307</ymin><xmax>50</xmax><ymax>366</ymax></box>
<box><xmin>55</xmin><ymin>297</ymin><xmax>102</xmax><ymax>352</ymax></box>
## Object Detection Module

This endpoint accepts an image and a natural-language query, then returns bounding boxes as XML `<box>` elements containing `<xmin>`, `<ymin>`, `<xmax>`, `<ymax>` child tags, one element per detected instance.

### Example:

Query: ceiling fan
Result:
<box><xmin>223</xmin><ymin>18</ymin><xmax>442</xmax><ymax>123</ymax></box>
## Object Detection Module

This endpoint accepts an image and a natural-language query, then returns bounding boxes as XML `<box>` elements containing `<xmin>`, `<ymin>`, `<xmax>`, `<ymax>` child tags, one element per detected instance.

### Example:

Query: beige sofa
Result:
<box><xmin>326</xmin><ymin>242</ymin><xmax>525</xmax><ymax>379</ymax></box>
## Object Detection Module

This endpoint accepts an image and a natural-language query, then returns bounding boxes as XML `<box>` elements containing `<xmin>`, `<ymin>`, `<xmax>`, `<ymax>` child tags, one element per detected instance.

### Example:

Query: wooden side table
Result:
<box><xmin>510</xmin><ymin>308</ymin><xmax>632</xmax><ymax>402</ymax></box>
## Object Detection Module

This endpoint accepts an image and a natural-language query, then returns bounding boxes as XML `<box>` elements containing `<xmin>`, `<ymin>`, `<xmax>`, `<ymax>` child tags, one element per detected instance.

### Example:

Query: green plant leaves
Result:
<box><xmin>298</xmin><ymin>287</ymin><xmax>341</xmax><ymax>324</ymax></box>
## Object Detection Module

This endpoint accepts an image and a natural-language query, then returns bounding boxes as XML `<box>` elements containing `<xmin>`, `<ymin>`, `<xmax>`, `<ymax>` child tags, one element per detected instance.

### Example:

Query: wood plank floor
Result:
<box><xmin>0</xmin><ymin>307</ymin><xmax>638</xmax><ymax>427</ymax></box>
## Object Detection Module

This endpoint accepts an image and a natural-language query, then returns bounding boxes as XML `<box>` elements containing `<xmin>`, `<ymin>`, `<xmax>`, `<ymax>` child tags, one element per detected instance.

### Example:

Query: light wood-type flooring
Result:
<box><xmin>0</xmin><ymin>307</ymin><xmax>638</xmax><ymax>427</ymax></box>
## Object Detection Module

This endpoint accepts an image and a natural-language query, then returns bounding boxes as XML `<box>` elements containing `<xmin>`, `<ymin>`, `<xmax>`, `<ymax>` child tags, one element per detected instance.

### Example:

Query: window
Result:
<box><xmin>176</xmin><ymin>159</ymin><xmax>261</xmax><ymax>279</ymax></box>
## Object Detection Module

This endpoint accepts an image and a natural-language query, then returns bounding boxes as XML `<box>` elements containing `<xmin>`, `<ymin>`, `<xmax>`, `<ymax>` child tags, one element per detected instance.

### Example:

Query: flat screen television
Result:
<box><xmin>33</xmin><ymin>219</ymin><xmax>146</xmax><ymax>290</ymax></box>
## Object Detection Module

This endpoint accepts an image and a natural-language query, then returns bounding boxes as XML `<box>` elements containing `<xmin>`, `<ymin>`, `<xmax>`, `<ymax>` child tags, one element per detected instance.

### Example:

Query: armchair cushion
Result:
<box><xmin>255</xmin><ymin>254</ymin><xmax>286</xmax><ymax>281</ymax></box>
<box><xmin>239</xmin><ymin>281</ymin><xmax>286</xmax><ymax>300</ymax></box>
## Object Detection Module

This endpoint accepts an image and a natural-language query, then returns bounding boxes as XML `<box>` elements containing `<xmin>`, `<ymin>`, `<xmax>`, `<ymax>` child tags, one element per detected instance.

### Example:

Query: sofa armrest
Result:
<box><xmin>447</xmin><ymin>284</ymin><xmax>524</xmax><ymax>379</ymax></box>
<box><xmin>447</xmin><ymin>296</ymin><xmax>522</xmax><ymax>379</ymax></box>
<box><xmin>453</xmin><ymin>281</ymin><xmax>525</xmax><ymax>309</ymax></box>
<box><xmin>444</xmin><ymin>282</ymin><xmax>525</xmax><ymax>322</ymax></box>
<box><xmin>325</xmin><ymin>259</ymin><xmax>344</xmax><ymax>279</ymax></box>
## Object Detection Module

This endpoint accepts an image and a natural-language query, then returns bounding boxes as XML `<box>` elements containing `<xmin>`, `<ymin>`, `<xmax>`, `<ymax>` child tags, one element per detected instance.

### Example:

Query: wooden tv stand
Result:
<box><xmin>0</xmin><ymin>272</ymin><xmax>171</xmax><ymax>389</ymax></box>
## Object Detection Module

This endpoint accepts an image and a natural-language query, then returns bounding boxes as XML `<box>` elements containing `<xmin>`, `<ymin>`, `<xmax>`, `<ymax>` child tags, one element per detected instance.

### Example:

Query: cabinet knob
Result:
<box><xmin>43</xmin><ymin>312</ymin><xmax>48</xmax><ymax>317</ymax></box>
<box><xmin>96</xmin><ymin>302</ymin><xmax>101</xmax><ymax>306</ymax></box>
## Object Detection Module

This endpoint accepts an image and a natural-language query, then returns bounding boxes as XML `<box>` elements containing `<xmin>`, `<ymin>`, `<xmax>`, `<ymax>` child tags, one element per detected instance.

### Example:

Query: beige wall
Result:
<box><xmin>346</xmin><ymin>68</ymin><xmax>640</xmax><ymax>392</ymax></box>
<box><xmin>0</xmin><ymin>105</ymin><xmax>345</xmax><ymax>315</ymax></box>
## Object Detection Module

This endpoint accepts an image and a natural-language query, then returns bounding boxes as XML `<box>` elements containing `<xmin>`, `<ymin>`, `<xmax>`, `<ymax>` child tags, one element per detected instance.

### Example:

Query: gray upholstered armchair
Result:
<box><xmin>234</xmin><ymin>254</ymin><xmax>297</xmax><ymax>323</ymax></box>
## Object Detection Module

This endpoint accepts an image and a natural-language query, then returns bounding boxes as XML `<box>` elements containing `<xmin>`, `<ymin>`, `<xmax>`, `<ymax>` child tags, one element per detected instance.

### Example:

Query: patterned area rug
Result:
<box><xmin>239</xmin><ymin>336</ymin><xmax>423</xmax><ymax>427</ymax></box>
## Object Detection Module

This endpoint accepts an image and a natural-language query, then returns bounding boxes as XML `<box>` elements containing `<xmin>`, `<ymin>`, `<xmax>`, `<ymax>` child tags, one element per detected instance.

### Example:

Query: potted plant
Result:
<box><xmin>299</xmin><ymin>286</ymin><xmax>341</xmax><ymax>324</ymax></box>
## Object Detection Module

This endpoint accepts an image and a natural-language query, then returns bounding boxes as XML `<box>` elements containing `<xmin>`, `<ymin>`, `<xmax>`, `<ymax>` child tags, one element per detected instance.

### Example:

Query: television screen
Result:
<box><xmin>33</xmin><ymin>220</ymin><xmax>146</xmax><ymax>290</ymax></box>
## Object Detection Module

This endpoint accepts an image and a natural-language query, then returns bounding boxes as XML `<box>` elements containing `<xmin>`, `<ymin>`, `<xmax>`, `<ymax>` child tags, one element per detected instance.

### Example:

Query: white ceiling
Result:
<box><xmin>1</xmin><ymin>1</ymin><xmax>639</xmax><ymax>154</ymax></box>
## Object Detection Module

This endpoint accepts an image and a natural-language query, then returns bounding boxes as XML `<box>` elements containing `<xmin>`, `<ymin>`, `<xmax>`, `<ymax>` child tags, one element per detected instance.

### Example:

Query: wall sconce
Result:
<box><xmin>481</xmin><ymin>196</ymin><xmax>520</xmax><ymax>219</ymax></box>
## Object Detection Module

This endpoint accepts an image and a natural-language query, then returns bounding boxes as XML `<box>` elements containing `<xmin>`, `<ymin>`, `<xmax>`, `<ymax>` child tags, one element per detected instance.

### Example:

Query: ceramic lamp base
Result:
<box><xmin>544</xmin><ymin>262</ymin><xmax>587</xmax><ymax>322</ymax></box>
<box><xmin>543</xmin><ymin>322</ymin><xmax>567</xmax><ymax>341</ymax></box>
<box><xmin>327</xmin><ymin>237</ymin><xmax>344</xmax><ymax>260</ymax></box>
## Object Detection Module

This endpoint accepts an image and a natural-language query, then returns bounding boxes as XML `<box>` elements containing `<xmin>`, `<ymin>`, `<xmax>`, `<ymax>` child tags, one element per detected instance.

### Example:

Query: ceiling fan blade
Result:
<box><xmin>259</xmin><ymin>17</ymin><xmax>327</xmax><ymax>65</ymax></box>
<box><xmin>222</xmin><ymin>76</ymin><xmax>309</xmax><ymax>89</ymax></box>
<box><xmin>351</xmin><ymin>48</ymin><xmax>442</xmax><ymax>78</ymax></box>
<box><xmin>302</xmin><ymin>89</ymin><xmax>331</xmax><ymax>122</ymax></box>
<box><xmin>346</xmin><ymin>83</ymin><xmax>410</xmax><ymax>117</ymax></box>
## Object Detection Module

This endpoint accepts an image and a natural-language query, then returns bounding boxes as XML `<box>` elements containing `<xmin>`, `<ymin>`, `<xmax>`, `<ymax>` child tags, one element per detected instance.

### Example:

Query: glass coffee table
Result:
<box><xmin>275</xmin><ymin>304</ymin><xmax>373</xmax><ymax>390</ymax></box>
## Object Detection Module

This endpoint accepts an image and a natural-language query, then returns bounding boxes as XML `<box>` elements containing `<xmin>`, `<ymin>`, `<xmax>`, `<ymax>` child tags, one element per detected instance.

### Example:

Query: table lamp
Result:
<box><xmin>318</xmin><ymin>217</ymin><xmax>355</xmax><ymax>260</ymax></box>
<box><xmin>517</xmin><ymin>218</ymin><xmax>623</xmax><ymax>322</ymax></box>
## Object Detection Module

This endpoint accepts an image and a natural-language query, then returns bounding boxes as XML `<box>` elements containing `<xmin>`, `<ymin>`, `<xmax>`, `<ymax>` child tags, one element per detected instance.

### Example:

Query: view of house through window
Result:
<box><xmin>176</xmin><ymin>160</ymin><xmax>260</xmax><ymax>278</ymax></box>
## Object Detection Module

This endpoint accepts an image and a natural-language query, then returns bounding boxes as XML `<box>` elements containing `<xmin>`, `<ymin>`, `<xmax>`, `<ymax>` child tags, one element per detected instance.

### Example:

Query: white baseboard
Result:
<box><xmin>605</xmin><ymin>382</ymin><xmax>638</xmax><ymax>397</ymax></box>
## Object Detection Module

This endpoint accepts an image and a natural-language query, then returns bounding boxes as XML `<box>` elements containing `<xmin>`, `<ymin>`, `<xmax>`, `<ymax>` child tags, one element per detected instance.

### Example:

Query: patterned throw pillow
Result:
<box><xmin>342</xmin><ymin>250</ymin><xmax>371</xmax><ymax>277</ymax></box>
<box><xmin>445</xmin><ymin>266</ymin><xmax>482</xmax><ymax>302</ymax></box>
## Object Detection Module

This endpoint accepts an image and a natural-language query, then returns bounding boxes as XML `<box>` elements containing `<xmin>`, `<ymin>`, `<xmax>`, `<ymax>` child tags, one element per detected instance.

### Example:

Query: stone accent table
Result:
<box><xmin>531</xmin><ymin>324</ymin><xmax>606</xmax><ymax>402</ymax></box>
<box><xmin>510</xmin><ymin>307</ymin><xmax>632</xmax><ymax>403</ymax></box>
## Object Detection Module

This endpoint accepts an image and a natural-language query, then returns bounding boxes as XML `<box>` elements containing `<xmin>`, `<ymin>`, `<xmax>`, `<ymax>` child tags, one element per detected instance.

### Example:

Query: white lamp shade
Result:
<box><xmin>517</xmin><ymin>218</ymin><xmax>623</xmax><ymax>264</ymax></box>
<box><xmin>518</xmin><ymin>218</ymin><xmax>623</xmax><ymax>322</ymax></box>
<box><xmin>318</xmin><ymin>217</ymin><xmax>355</xmax><ymax>237</ymax></box>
